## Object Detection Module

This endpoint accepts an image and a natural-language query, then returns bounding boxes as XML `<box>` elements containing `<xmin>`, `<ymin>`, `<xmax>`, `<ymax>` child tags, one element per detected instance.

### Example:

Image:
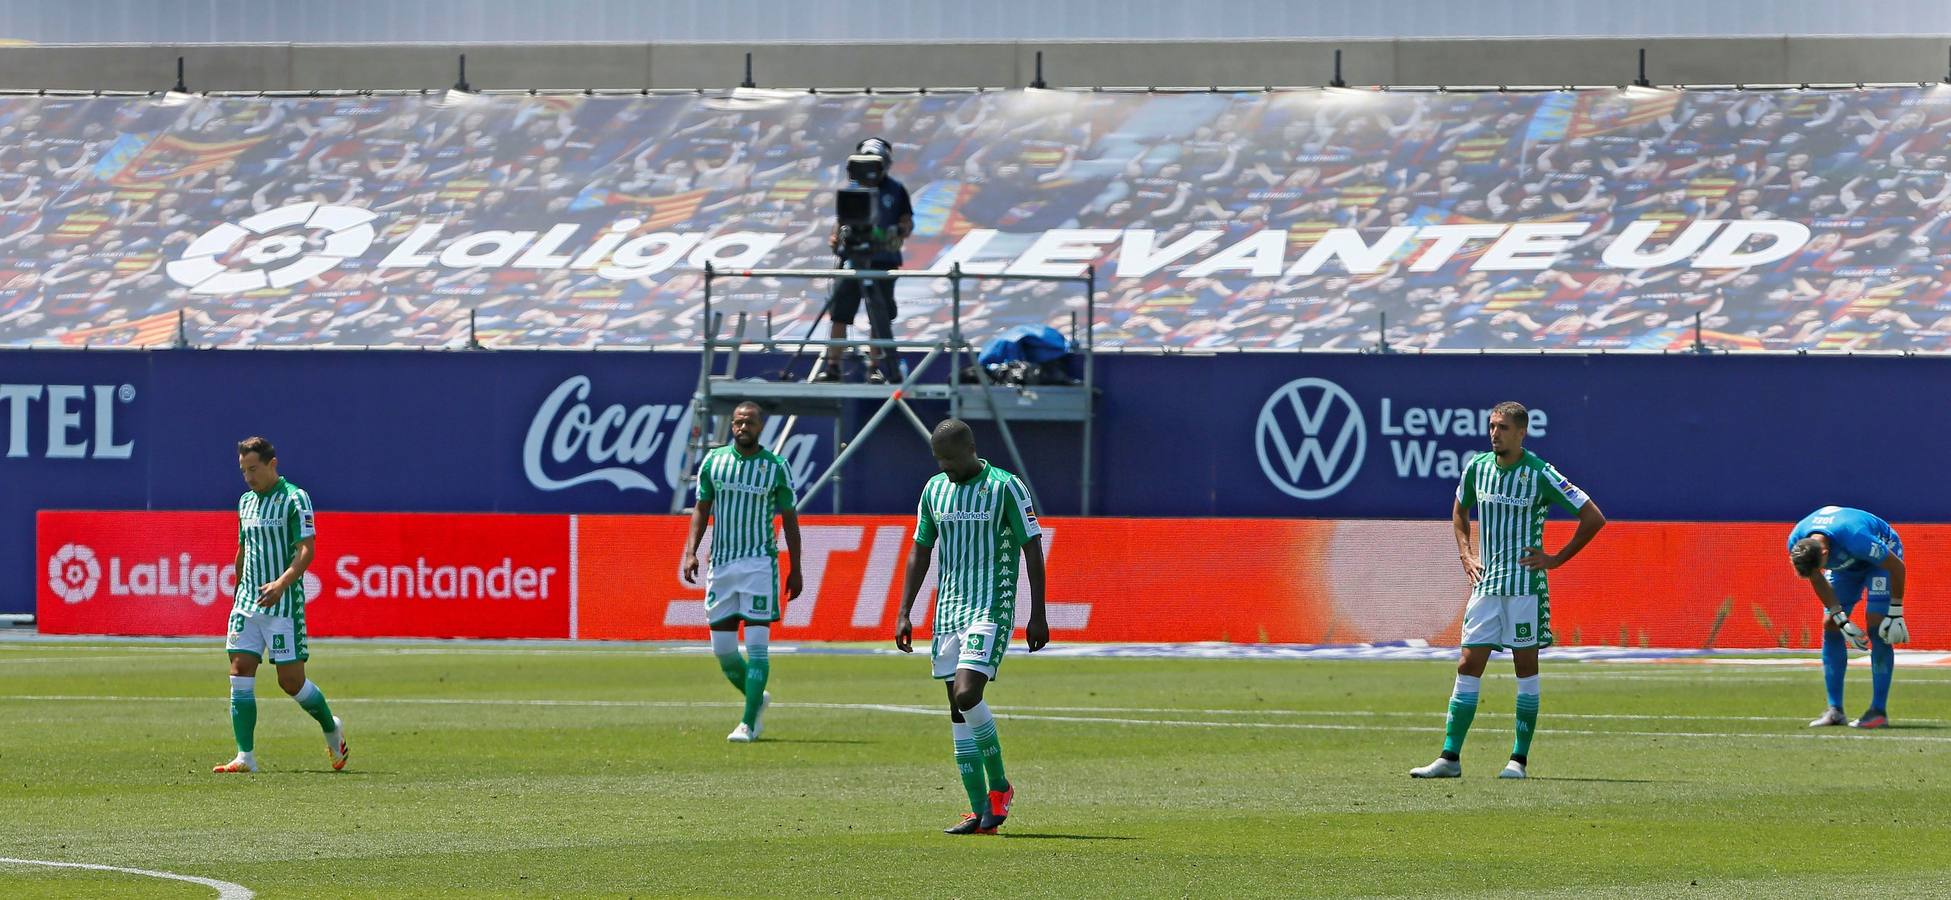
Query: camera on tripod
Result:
<box><xmin>834</xmin><ymin>139</ymin><xmax>892</xmax><ymax>261</ymax></box>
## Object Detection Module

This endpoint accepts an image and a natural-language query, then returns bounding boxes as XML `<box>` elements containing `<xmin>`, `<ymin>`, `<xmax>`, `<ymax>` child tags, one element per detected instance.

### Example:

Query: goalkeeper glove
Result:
<box><xmin>1878</xmin><ymin>602</ymin><xmax>1909</xmax><ymax>645</ymax></box>
<box><xmin>1829</xmin><ymin>609</ymin><xmax>1869</xmax><ymax>651</ymax></box>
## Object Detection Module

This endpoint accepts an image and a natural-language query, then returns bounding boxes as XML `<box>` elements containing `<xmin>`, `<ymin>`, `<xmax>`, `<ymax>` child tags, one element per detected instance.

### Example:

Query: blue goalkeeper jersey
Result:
<box><xmin>1788</xmin><ymin>506</ymin><xmax>1902</xmax><ymax>573</ymax></box>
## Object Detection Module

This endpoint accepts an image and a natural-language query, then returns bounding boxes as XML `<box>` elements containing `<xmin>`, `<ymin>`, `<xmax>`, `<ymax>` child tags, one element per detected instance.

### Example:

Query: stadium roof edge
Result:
<box><xmin>5</xmin><ymin>344</ymin><xmax>1934</xmax><ymax>358</ymax></box>
<box><xmin>13</xmin><ymin>35</ymin><xmax>1951</xmax><ymax>47</ymax></box>
<box><xmin>0</xmin><ymin>83</ymin><xmax>1942</xmax><ymax>97</ymax></box>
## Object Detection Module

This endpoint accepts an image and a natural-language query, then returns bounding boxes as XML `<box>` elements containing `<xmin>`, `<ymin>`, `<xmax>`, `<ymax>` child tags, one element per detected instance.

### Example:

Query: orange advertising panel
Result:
<box><xmin>574</xmin><ymin>515</ymin><xmax>1342</xmax><ymax>643</ymax></box>
<box><xmin>38</xmin><ymin>511</ymin><xmax>1950</xmax><ymax>649</ymax></box>
<box><xmin>1545</xmin><ymin>520</ymin><xmax>1950</xmax><ymax>650</ymax></box>
<box><xmin>582</xmin><ymin>516</ymin><xmax>1949</xmax><ymax>649</ymax></box>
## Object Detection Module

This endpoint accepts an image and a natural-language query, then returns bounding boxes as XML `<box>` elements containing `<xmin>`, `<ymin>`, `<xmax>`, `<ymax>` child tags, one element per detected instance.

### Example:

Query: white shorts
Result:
<box><xmin>931</xmin><ymin>620</ymin><xmax>1007</xmax><ymax>681</ymax></box>
<box><xmin>705</xmin><ymin>556</ymin><xmax>781</xmax><ymax>625</ymax></box>
<box><xmin>1462</xmin><ymin>592</ymin><xmax>1550</xmax><ymax>650</ymax></box>
<box><xmin>225</xmin><ymin>607</ymin><xmax>307</xmax><ymax>665</ymax></box>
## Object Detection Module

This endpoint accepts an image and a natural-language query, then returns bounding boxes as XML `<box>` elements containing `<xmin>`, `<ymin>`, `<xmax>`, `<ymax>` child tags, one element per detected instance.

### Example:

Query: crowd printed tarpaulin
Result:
<box><xmin>4</xmin><ymin>86</ymin><xmax>1951</xmax><ymax>351</ymax></box>
<box><xmin>38</xmin><ymin>511</ymin><xmax>1951</xmax><ymax>650</ymax></box>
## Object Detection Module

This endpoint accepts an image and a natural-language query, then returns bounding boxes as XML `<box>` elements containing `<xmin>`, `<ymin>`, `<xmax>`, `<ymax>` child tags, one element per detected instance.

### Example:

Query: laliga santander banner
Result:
<box><xmin>38</xmin><ymin>511</ymin><xmax>571</xmax><ymax>639</ymax></box>
<box><xmin>37</xmin><ymin>510</ymin><xmax>1951</xmax><ymax>649</ymax></box>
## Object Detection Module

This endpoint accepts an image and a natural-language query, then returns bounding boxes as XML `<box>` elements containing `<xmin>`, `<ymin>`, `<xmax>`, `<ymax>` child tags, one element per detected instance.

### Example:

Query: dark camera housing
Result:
<box><xmin>835</xmin><ymin>185</ymin><xmax>877</xmax><ymax>228</ymax></box>
<box><xmin>845</xmin><ymin>152</ymin><xmax>886</xmax><ymax>185</ymax></box>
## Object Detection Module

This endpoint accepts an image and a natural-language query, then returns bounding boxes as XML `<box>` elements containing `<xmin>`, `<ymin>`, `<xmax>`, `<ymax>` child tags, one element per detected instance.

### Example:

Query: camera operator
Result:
<box><xmin>820</xmin><ymin>137</ymin><xmax>913</xmax><ymax>383</ymax></box>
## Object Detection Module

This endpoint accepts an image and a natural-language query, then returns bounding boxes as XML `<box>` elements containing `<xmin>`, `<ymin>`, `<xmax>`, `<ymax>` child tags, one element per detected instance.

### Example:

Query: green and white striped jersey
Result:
<box><xmin>696</xmin><ymin>444</ymin><xmax>797</xmax><ymax>567</ymax></box>
<box><xmin>1455</xmin><ymin>449</ymin><xmax>1587</xmax><ymax>598</ymax></box>
<box><xmin>232</xmin><ymin>477</ymin><xmax>315</xmax><ymax>619</ymax></box>
<box><xmin>914</xmin><ymin>460</ymin><xmax>1040</xmax><ymax>635</ymax></box>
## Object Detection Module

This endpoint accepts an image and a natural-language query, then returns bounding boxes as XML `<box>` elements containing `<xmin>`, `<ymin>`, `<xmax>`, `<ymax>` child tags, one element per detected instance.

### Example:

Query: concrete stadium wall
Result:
<box><xmin>0</xmin><ymin>37</ymin><xmax>1948</xmax><ymax>92</ymax></box>
<box><xmin>2</xmin><ymin>0</ymin><xmax>1948</xmax><ymax>44</ymax></box>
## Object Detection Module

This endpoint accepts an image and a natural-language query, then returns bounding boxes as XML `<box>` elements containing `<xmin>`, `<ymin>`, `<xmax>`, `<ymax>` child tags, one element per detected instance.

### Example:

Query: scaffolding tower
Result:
<box><xmin>672</xmin><ymin>262</ymin><xmax>1098</xmax><ymax>515</ymax></box>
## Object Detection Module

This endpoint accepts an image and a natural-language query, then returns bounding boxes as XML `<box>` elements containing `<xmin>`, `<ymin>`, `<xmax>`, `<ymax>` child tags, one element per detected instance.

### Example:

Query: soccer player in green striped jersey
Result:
<box><xmin>895</xmin><ymin>419</ymin><xmax>1048</xmax><ymax>835</ymax></box>
<box><xmin>215</xmin><ymin>437</ymin><xmax>348</xmax><ymax>774</ymax></box>
<box><xmin>1410</xmin><ymin>402</ymin><xmax>1604</xmax><ymax>781</ymax></box>
<box><xmin>681</xmin><ymin>402</ymin><xmax>803</xmax><ymax>743</ymax></box>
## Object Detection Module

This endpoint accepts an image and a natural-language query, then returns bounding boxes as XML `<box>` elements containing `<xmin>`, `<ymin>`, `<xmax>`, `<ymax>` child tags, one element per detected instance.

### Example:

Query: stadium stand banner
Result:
<box><xmin>1</xmin><ymin>88</ymin><xmax>1950</xmax><ymax>353</ymax></box>
<box><xmin>9</xmin><ymin>349</ymin><xmax>1951</xmax><ymax>615</ymax></box>
<box><xmin>37</xmin><ymin>510</ymin><xmax>1951</xmax><ymax>649</ymax></box>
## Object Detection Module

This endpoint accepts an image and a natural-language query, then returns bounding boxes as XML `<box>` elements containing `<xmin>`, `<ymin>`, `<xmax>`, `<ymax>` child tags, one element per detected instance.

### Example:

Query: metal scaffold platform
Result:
<box><xmin>672</xmin><ymin>262</ymin><xmax>1099</xmax><ymax>515</ymax></box>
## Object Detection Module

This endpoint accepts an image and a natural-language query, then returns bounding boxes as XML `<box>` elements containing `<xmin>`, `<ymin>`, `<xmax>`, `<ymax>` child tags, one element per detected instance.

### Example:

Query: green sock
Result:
<box><xmin>229</xmin><ymin>676</ymin><xmax>256</xmax><ymax>753</ymax></box>
<box><xmin>1513</xmin><ymin>691</ymin><xmax>1540</xmax><ymax>759</ymax></box>
<box><xmin>952</xmin><ymin>724</ymin><xmax>987</xmax><ymax>816</ymax></box>
<box><xmin>292</xmin><ymin>680</ymin><xmax>336</xmax><ymax>732</ymax></box>
<box><xmin>1442</xmin><ymin>678</ymin><xmax>1481</xmax><ymax>757</ymax></box>
<box><xmin>740</xmin><ymin>649</ymin><xmax>769</xmax><ymax>729</ymax></box>
<box><xmin>715</xmin><ymin>652</ymin><xmax>748</xmax><ymax>692</ymax></box>
<box><xmin>970</xmin><ymin>717</ymin><xmax>1007</xmax><ymax>788</ymax></box>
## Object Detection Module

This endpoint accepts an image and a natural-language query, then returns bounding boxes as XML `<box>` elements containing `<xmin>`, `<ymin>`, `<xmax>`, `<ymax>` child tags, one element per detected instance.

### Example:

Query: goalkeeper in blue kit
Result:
<box><xmin>1788</xmin><ymin>506</ymin><xmax>1909</xmax><ymax>729</ymax></box>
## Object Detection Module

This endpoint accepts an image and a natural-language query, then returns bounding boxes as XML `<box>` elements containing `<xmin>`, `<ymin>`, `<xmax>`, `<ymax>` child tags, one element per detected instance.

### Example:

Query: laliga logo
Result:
<box><xmin>1256</xmin><ymin>377</ymin><xmax>1365</xmax><ymax>500</ymax></box>
<box><xmin>165</xmin><ymin>202</ymin><xmax>378</xmax><ymax>295</ymax></box>
<box><xmin>46</xmin><ymin>543</ymin><xmax>101</xmax><ymax>604</ymax></box>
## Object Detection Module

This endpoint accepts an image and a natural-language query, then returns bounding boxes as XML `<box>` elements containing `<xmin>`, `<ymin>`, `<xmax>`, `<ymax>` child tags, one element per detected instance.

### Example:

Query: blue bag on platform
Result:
<box><xmin>978</xmin><ymin>325</ymin><xmax>1070</xmax><ymax>366</ymax></box>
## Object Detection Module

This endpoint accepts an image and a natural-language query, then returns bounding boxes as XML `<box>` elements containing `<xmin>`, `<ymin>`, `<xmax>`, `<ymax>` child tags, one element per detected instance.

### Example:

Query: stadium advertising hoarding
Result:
<box><xmin>39</xmin><ymin>510</ymin><xmax>1951</xmax><ymax>649</ymax></box>
<box><xmin>39</xmin><ymin>511</ymin><xmax>572</xmax><ymax>639</ymax></box>
<box><xmin>1</xmin><ymin>88</ymin><xmax>1949</xmax><ymax>352</ymax></box>
<box><xmin>7</xmin><ymin>349</ymin><xmax>1951</xmax><ymax>616</ymax></box>
<box><xmin>1107</xmin><ymin>352</ymin><xmax>1949</xmax><ymax>522</ymax></box>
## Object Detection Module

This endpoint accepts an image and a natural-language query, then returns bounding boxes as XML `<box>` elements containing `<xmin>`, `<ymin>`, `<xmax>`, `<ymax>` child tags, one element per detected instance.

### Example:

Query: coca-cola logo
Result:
<box><xmin>522</xmin><ymin>376</ymin><xmax>816</xmax><ymax>494</ymax></box>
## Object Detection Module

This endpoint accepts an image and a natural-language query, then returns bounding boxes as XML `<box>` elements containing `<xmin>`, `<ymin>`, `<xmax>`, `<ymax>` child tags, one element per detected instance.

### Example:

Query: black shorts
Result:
<box><xmin>830</xmin><ymin>274</ymin><xmax>897</xmax><ymax>328</ymax></box>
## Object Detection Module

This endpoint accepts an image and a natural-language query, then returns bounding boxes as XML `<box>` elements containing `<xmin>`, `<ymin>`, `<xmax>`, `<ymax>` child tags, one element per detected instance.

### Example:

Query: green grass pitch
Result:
<box><xmin>2</xmin><ymin>641</ymin><xmax>1950</xmax><ymax>897</ymax></box>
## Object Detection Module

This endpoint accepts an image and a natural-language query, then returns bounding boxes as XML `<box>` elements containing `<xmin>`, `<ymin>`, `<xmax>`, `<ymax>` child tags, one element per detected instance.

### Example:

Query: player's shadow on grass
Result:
<box><xmin>1000</xmin><ymin>833</ymin><xmax>1136</xmax><ymax>841</ymax></box>
<box><xmin>761</xmin><ymin>738</ymin><xmax>876</xmax><ymax>745</ymax></box>
<box><xmin>1530</xmin><ymin>777</ymin><xmax>1665</xmax><ymax>784</ymax></box>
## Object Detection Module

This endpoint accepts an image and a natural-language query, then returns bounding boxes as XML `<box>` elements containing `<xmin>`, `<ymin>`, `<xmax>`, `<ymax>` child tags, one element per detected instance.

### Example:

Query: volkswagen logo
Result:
<box><xmin>165</xmin><ymin>202</ymin><xmax>378</xmax><ymax>295</ymax></box>
<box><xmin>1255</xmin><ymin>377</ymin><xmax>1365</xmax><ymax>500</ymax></box>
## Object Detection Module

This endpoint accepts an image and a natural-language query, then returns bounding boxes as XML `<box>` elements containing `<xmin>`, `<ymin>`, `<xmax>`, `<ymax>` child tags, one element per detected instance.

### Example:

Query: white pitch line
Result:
<box><xmin>0</xmin><ymin>655</ymin><xmax>218</xmax><ymax>665</ymax></box>
<box><xmin>9</xmin><ymin>640</ymin><xmax>1951</xmax><ymax>673</ymax></box>
<box><xmin>1487</xmin><ymin>671</ymin><xmax>1951</xmax><ymax>685</ymax></box>
<box><xmin>977</xmin><ymin>711</ymin><xmax>1951</xmax><ymax>746</ymax></box>
<box><xmin>0</xmin><ymin>858</ymin><xmax>252</xmax><ymax>899</ymax></box>
<box><xmin>5</xmin><ymin>694</ymin><xmax>1951</xmax><ymax>744</ymax></box>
